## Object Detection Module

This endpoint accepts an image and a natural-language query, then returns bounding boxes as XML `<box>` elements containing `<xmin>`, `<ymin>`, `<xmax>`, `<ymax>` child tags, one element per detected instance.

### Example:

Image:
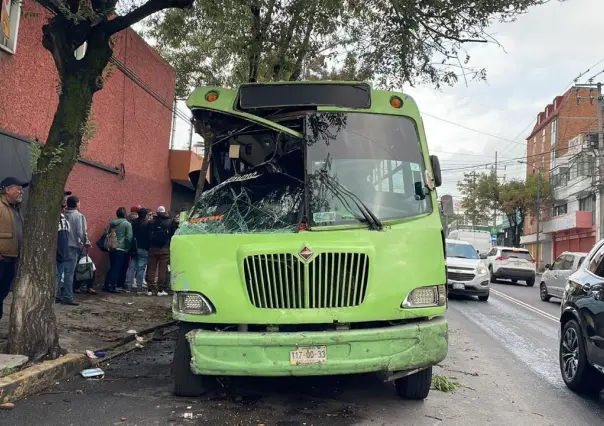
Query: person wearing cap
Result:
<box><xmin>146</xmin><ymin>206</ymin><xmax>177</xmax><ymax>296</ymax></box>
<box><xmin>0</xmin><ymin>177</ymin><xmax>28</xmax><ymax>320</ymax></box>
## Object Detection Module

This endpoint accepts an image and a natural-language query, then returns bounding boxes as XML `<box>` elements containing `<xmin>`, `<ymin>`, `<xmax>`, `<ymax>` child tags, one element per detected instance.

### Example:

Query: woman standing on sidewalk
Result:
<box><xmin>125</xmin><ymin>208</ymin><xmax>151</xmax><ymax>292</ymax></box>
<box><xmin>103</xmin><ymin>207</ymin><xmax>133</xmax><ymax>293</ymax></box>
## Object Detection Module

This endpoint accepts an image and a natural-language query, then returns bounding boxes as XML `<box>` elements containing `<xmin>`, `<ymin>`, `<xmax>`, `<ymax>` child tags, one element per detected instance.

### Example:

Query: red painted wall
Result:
<box><xmin>0</xmin><ymin>0</ymin><xmax>175</xmax><ymax>266</ymax></box>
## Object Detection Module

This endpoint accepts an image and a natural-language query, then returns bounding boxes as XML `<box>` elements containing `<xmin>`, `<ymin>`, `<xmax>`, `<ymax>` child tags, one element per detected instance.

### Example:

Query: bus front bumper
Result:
<box><xmin>186</xmin><ymin>317</ymin><xmax>448</xmax><ymax>376</ymax></box>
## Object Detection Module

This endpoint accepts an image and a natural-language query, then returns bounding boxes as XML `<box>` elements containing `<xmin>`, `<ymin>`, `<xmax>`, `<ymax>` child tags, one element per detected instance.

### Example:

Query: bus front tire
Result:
<box><xmin>394</xmin><ymin>366</ymin><xmax>432</xmax><ymax>399</ymax></box>
<box><xmin>173</xmin><ymin>323</ymin><xmax>207</xmax><ymax>397</ymax></box>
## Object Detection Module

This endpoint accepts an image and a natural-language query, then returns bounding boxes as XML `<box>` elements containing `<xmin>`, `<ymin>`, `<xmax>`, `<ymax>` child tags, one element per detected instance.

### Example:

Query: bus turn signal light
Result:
<box><xmin>205</xmin><ymin>91</ymin><xmax>219</xmax><ymax>102</ymax></box>
<box><xmin>389</xmin><ymin>96</ymin><xmax>403</xmax><ymax>108</ymax></box>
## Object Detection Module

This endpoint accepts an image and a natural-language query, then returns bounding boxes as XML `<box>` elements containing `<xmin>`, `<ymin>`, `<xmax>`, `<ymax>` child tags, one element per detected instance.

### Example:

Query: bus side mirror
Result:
<box><xmin>430</xmin><ymin>155</ymin><xmax>442</xmax><ymax>187</ymax></box>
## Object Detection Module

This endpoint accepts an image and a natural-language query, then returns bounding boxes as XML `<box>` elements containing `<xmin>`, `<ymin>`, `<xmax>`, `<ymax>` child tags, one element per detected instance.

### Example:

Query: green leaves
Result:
<box><xmin>458</xmin><ymin>169</ymin><xmax>551</xmax><ymax>245</ymax></box>
<box><xmin>143</xmin><ymin>0</ymin><xmax>551</xmax><ymax>96</ymax></box>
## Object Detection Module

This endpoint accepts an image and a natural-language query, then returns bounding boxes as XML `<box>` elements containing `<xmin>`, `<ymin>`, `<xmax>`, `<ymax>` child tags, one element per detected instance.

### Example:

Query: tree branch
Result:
<box><xmin>104</xmin><ymin>0</ymin><xmax>194</xmax><ymax>36</ymax></box>
<box><xmin>37</xmin><ymin>0</ymin><xmax>82</xmax><ymax>21</ymax></box>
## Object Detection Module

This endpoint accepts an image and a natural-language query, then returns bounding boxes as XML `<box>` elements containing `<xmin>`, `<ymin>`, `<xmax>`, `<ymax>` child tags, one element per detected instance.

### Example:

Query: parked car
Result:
<box><xmin>485</xmin><ymin>246</ymin><xmax>537</xmax><ymax>286</ymax></box>
<box><xmin>445</xmin><ymin>239</ymin><xmax>490</xmax><ymax>301</ymax></box>
<box><xmin>540</xmin><ymin>252</ymin><xmax>587</xmax><ymax>302</ymax></box>
<box><xmin>559</xmin><ymin>240</ymin><xmax>604</xmax><ymax>396</ymax></box>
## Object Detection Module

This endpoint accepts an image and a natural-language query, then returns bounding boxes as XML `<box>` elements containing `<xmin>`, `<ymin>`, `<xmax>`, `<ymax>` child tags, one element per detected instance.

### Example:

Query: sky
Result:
<box><xmin>166</xmin><ymin>0</ymin><xmax>604</xmax><ymax>203</ymax></box>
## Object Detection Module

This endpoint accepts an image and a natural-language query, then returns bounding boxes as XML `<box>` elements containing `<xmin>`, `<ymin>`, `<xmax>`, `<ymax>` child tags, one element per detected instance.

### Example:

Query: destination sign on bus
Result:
<box><xmin>238</xmin><ymin>83</ymin><xmax>371</xmax><ymax>110</ymax></box>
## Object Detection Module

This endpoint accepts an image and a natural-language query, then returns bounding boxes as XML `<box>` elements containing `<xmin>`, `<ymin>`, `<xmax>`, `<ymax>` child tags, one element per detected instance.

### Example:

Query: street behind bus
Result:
<box><xmin>2</xmin><ymin>280</ymin><xmax>603</xmax><ymax>426</ymax></box>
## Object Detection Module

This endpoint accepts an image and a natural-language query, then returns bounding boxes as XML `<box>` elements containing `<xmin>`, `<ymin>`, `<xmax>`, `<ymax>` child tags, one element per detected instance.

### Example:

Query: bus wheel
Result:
<box><xmin>173</xmin><ymin>323</ymin><xmax>207</xmax><ymax>397</ymax></box>
<box><xmin>394</xmin><ymin>366</ymin><xmax>432</xmax><ymax>399</ymax></box>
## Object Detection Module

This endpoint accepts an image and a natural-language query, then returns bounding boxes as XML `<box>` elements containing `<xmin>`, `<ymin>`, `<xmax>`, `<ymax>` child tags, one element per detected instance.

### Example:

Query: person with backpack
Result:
<box><xmin>102</xmin><ymin>207</ymin><xmax>133</xmax><ymax>293</ymax></box>
<box><xmin>146</xmin><ymin>206</ymin><xmax>177</xmax><ymax>296</ymax></box>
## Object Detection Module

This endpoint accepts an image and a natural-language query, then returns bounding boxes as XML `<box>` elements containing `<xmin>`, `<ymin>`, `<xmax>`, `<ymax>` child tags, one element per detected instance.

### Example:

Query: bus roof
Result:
<box><xmin>186</xmin><ymin>81</ymin><xmax>421</xmax><ymax>120</ymax></box>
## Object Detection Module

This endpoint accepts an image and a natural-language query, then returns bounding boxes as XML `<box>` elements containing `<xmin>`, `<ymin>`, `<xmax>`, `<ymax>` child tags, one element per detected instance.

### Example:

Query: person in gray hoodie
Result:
<box><xmin>61</xmin><ymin>195</ymin><xmax>90</xmax><ymax>305</ymax></box>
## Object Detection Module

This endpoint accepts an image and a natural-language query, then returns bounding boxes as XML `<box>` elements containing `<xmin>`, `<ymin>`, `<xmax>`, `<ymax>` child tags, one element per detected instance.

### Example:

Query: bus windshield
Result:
<box><xmin>180</xmin><ymin>110</ymin><xmax>431</xmax><ymax>235</ymax></box>
<box><xmin>306</xmin><ymin>112</ymin><xmax>431</xmax><ymax>226</ymax></box>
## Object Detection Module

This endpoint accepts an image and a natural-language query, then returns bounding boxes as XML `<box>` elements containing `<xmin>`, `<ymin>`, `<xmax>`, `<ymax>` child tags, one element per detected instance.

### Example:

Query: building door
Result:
<box><xmin>579</xmin><ymin>236</ymin><xmax>595</xmax><ymax>253</ymax></box>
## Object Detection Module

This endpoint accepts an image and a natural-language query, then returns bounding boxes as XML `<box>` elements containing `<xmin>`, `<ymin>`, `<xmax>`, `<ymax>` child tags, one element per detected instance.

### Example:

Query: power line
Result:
<box><xmin>421</xmin><ymin>112</ymin><xmax>527</xmax><ymax>146</ymax></box>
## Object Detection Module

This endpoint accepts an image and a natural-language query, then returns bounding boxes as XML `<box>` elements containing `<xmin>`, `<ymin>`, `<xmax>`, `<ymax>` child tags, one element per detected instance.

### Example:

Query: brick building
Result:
<box><xmin>0</xmin><ymin>0</ymin><xmax>176</xmax><ymax>267</ymax></box>
<box><xmin>521</xmin><ymin>87</ymin><xmax>601</xmax><ymax>265</ymax></box>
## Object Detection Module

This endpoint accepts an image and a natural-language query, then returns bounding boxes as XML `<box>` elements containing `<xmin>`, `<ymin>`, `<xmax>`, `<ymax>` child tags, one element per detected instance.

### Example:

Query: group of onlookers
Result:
<box><xmin>0</xmin><ymin>174</ymin><xmax>184</xmax><ymax>318</ymax></box>
<box><xmin>100</xmin><ymin>205</ymin><xmax>179</xmax><ymax>296</ymax></box>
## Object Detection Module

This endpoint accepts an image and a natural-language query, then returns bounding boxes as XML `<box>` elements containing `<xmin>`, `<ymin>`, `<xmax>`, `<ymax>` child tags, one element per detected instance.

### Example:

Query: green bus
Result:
<box><xmin>171</xmin><ymin>81</ymin><xmax>448</xmax><ymax>399</ymax></box>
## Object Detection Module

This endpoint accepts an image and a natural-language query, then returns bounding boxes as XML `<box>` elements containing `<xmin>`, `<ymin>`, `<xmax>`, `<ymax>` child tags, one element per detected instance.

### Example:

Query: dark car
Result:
<box><xmin>559</xmin><ymin>240</ymin><xmax>604</xmax><ymax>396</ymax></box>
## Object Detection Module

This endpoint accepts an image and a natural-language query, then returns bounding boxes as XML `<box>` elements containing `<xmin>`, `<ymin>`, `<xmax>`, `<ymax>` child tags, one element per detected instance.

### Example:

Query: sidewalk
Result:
<box><xmin>0</xmin><ymin>292</ymin><xmax>172</xmax><ymax>354</ymax></box>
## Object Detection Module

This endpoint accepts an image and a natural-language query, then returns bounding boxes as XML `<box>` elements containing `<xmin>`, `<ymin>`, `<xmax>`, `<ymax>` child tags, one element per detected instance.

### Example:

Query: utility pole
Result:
<box><xmin>170</xmin><ymin>97</ymin><xmax>177</xmax><ymax>150</ymax></box>
<box><xmin>466</xmin><ymin>171</ymin><xmax>479</xmax><ymax>227</ymax></box>
<box><xmin>536</xmin><ymin>166</ymin><xmax>541</xmax><ymax>267</ymax></box>
<box><xmin>598</xmin><ymin>83</ymin><xmax>604</xmax><ymax>239</ymax></box>
<box><xmin>188</xmin><ymin>117</ymin><xmax>194</xmax><ymax>151</ymax></box>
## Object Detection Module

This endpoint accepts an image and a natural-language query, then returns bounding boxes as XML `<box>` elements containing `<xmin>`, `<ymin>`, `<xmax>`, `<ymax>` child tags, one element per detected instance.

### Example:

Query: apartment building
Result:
<box><xmin>520</xmin><ymin>87</ymin><xmax>601</xmax><ymax>265</ymax></box>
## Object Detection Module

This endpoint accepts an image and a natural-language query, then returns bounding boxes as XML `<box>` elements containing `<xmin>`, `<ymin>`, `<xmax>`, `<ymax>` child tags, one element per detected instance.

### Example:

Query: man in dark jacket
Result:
<box><xmin>125</xmin><ymin>208</ymin><xmax>151</xmax><ymax>292</ymax></box>
<box><xmin>145</xmin><ymin>206</ymin><xmax>177</xmax><ymax>296</ymax></box>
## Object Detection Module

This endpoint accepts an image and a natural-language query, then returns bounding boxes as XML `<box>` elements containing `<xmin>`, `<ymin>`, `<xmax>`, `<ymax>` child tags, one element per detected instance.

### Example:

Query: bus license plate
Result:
<box><xmin>452</xmin><ymin>283</ymin><xmax>465</xmax><ymax>290</ymax></box>
<box><xmin>289</xmin><ymin>346</ymin><xmax>327</xmax><ymax>365</ymax></box>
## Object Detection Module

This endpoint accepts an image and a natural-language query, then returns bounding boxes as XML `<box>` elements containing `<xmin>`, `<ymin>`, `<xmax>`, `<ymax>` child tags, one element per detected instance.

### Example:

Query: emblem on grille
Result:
<box><xmin>298</xmin><ymin>246</ymin><xmax>313</xmax><ymax>260</ymax></box>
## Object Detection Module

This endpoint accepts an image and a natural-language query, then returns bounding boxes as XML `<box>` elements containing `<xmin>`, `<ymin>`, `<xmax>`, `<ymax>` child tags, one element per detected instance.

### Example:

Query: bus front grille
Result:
<box><xmin>243</xmin><ymin>253</ymin><xmax>369</xmax><ymax>309</ymax></box>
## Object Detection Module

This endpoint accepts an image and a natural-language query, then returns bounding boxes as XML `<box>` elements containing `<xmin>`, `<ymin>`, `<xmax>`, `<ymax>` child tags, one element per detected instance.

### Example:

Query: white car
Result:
<box><xmin>485</xmin><ymin>246</ymin><xmax>537</xmax><ymax>286</ymax></box>
<box><xmin>445</xmin><ymin>239</ymin><xmax>490</xmax><ymax>301</ymax></box>
<box><xmin>540</xmin><ymin>251</ymin><xmax>587</xmax><ymax>302</ymax></box>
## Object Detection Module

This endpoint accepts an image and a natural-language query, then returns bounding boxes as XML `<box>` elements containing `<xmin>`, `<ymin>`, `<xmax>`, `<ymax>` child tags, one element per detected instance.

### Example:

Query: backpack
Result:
<box><xmin>150</xmin><ymin>220</ymin><xmax>171</xmax><ymax>247</ymax></box>
<box><xmin>105</xmin><ymin>222</ymin><xmax>123</xmax><ymax>251</ymax></box>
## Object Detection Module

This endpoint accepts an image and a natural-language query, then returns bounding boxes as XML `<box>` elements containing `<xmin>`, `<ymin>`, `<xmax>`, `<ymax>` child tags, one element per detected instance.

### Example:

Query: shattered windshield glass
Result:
<box><xmin>179</xmin><ymin>164</ymin><xmax>303</xmax><ymax>235</ymax></box>
<box><xmin>306</xmin><ymin>112</ymin><xmax>432</xmax><ymax>226</ymax></box>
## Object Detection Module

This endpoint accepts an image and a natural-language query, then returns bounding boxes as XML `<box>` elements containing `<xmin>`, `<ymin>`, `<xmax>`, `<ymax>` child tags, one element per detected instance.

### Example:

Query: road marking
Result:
<box><xmin>490</xmin><ymin>289</ymin><xmax>559</xmax><ymax>323</ymax></box>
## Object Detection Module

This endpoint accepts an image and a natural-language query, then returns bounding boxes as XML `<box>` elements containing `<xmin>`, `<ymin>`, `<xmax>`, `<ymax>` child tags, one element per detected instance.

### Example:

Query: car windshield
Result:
<box><xmin>502</xmin><ymin>250</ymin><xmax>533</xmax><ymax>260</ymax></box>
<box><xmin>305</xmin><ymin>112</ymin><xmax>431</xmax><ymax>226</ymax></box>
<box><xmin>446</xmin><ymin>242</ymin><xmax>479</xmax><ymax>259</ymax></box>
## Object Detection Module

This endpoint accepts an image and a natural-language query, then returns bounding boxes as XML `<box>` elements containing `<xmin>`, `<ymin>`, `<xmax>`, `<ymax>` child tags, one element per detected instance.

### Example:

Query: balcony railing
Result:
<box><xmin>542</xmin><ymin>211</ymin><xmax>593</xmax><ymax>234</ymax></box>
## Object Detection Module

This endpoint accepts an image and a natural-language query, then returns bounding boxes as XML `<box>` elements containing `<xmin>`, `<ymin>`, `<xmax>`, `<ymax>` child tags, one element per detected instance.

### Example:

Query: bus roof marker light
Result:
<box><xmin>205</xmin><ymin>91</ymin><xmax>219</xmax><ymax>102</ymax></box>
<box><xmin>389</xmin><ymin>96</ymin><xmax>403</xmax><ymax>108</ymax></box>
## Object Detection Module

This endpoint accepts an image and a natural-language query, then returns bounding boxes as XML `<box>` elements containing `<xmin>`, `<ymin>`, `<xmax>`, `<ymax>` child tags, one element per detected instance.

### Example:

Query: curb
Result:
<box><xmin>0</xmin><ymin>354</ymin><xmax>91</xmax><ymax>403</ymax></box>
<box><xmin>0</xmin><ymin>320</ymin><xmax>178</xmax><ymax>404</ymax></box>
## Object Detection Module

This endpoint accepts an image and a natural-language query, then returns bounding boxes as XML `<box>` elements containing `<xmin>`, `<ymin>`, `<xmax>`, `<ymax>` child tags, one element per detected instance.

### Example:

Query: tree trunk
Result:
<box><xmin>7</xmin><ymin>23</ymin><xmax>113</xmax><ymax>360</ymax></box>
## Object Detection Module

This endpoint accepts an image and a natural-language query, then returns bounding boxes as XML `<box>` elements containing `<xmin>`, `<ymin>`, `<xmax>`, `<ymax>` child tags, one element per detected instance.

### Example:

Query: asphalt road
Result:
<box><xmin>1</xmin><ymin>279</ymin><xmax>603</xmax><ymax>425</ymax></box>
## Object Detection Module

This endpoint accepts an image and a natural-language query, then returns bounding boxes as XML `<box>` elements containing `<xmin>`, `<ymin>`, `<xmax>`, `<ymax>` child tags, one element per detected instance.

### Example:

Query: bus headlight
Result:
<box><xmin>401</xmin><ymin>285</ymin><xmax>446</xmax><ymax>308</ymax></box>
<box><xmin>174</xmin><ymin>292</ymin><xmax>215</xmax><ymax>315</ymax></box>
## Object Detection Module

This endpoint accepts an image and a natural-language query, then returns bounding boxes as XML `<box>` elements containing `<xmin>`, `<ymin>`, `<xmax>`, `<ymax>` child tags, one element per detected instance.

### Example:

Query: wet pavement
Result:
<box><xmin>1</xmin><ymin>282</ymin><xmax>604</xmax><ymax>425</ymax></box>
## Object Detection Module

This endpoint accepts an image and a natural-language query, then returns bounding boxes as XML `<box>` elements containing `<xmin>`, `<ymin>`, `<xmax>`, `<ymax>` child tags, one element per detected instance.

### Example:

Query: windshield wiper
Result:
<box><xmin>317</xmin><ymin>171</ymin><xmax>383</xmax><ymax>231</ymax></box>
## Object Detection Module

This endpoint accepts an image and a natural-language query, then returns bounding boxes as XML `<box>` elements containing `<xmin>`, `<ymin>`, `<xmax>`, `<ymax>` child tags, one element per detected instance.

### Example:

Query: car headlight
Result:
<box><xmin>173</xmin><ymin>292</ymin><xmax>215</xmax><ymax>315</ymax></box>
<box><xmin>476</xmin><ymin>265</ymin><xmax>488</xmax><ymax>276</ymax></box>
<box><xmin>401</xmin><ymin>285</ymin><xmax>447</xmax><ymax>308</ymax></box>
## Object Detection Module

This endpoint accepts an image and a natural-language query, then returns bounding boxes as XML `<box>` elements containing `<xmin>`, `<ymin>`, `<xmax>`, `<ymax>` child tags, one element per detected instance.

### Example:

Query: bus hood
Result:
<box><xmin>170</xmin><ymin>219</ymin><xmax>446</xmax><ymax>325</ymax></box>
